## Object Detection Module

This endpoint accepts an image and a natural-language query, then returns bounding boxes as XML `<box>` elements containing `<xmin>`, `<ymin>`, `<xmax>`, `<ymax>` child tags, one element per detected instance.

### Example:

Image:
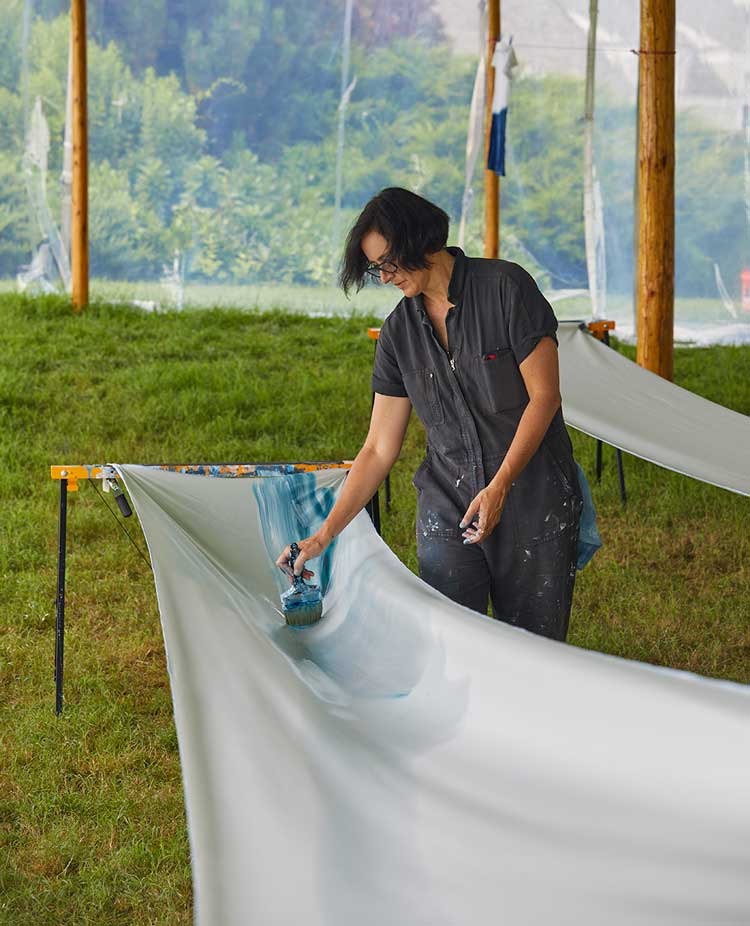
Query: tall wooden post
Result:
<box><xmin>484</xmin><ymin>0</ymin><xmax>500</xmax><ymax>258</ymax></box>
<box><xmin>636</xmin><ymin>0</ymin><xmax>675</xmax><ymax>379</ymax></box>
<box><xmin>583</xmin><ymin>0</ymin><xmax>599</xmax><ymax>316</ymax></box>
<box><xmin>71</xmin><ymin>0</ymin><xmax>88</xmax><ymax>310</ymax></box>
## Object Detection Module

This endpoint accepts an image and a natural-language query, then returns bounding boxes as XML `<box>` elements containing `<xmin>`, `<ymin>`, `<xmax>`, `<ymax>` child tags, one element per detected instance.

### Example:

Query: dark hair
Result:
<box><xmin>339</xmin><ymin>187</ymin><xmax>450</xmax><ymax>294</ymax></box>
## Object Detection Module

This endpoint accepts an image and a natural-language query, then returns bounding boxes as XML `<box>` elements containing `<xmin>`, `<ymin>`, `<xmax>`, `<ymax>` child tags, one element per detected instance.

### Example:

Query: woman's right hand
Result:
<box><xmin>273</xmin><ymin>394</ymin><xmax>411</xmax><ymax>585</ymax></box>
<box><xmin>276</xmin><ymin>534</ymin><xmax>328</xmax><ymax>582</ymax></box>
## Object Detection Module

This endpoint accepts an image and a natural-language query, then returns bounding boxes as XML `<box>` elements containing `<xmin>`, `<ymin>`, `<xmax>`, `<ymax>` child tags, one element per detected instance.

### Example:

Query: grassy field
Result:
<box><xmin>1</xmin><ymin>292</ymin><xmax>749</xmax><ymax>924</ymax></box>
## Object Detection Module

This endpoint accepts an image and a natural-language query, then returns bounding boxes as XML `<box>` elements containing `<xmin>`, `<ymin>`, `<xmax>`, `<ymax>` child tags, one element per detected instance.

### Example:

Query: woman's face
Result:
<box><xmin>361</xmin><ymin>230</ymin><xmax>429</xmax><ymax>298</ymax></box>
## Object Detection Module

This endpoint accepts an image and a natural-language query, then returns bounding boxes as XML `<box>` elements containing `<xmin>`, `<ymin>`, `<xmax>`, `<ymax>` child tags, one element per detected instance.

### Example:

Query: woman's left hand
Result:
<box><xmin>460</xmin><ymin>483</ymin><xmax>509</xmax><ymax>544</ymax></box>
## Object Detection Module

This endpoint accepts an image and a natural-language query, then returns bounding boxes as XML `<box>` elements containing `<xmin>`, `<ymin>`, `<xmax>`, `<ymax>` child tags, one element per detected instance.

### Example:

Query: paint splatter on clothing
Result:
<box><xmin>373</xmin><ymin>247</ymin><xmax>583</xmax><ymax>640</ymax></box>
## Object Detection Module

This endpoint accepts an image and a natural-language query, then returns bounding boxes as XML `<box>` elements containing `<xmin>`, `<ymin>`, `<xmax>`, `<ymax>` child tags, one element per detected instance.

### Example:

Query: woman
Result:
<box><xmin>277</xmin><ymin>187</ymin><xmax>583</xmax><ymax>641</ymax></box>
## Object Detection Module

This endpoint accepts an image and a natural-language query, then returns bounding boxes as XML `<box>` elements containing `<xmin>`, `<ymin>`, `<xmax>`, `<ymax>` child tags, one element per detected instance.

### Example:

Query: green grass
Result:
<box><xmin>1</xmin><ymin>292</ymin><xmax>749</xmax><ymax>924</ymax></box>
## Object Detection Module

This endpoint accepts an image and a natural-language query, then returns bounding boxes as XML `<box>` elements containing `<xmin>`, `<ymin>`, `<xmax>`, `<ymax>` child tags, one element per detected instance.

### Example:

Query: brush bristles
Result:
<box><xmin>281</xmin><ymin>575</ymin><xmax>323</xmax><ymax>627</ymax></box>
<box><xmin>283</xmin><ymin>600</ymin><xmax>323</xmax><ymax>627</ymax></box>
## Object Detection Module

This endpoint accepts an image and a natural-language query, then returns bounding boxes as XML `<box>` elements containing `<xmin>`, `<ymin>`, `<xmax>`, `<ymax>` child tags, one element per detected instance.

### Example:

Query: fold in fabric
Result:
<box><xmin>558</xmin><ymin>321</ymin><xmax>750</xmax><ymax>496</ymax></box>
<box><xmin>117</xmin><ymin>463</ymin><xmax>750</xmax><ymax>926</ymax></box>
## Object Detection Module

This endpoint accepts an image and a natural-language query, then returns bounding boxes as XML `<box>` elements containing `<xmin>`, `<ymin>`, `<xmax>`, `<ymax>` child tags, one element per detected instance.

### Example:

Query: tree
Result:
<box><xmin>0</xmin><ymin>150</ymin><xmax>30</xmax><ymax>276</ymax></box>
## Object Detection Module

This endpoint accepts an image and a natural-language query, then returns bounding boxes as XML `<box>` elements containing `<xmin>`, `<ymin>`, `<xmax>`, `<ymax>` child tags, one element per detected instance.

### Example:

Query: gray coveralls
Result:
<box><xmin>372</xmin><ymin>247</ymin><xmax>583</xmax><ymax>641</ymax></box>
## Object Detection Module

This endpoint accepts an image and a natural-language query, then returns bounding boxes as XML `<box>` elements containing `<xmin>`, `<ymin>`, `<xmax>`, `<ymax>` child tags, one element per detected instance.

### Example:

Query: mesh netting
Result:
<box><xmin>1</xmin><ymin>0</ymin><xmax>749</xmax><ymax>341</ymax></box>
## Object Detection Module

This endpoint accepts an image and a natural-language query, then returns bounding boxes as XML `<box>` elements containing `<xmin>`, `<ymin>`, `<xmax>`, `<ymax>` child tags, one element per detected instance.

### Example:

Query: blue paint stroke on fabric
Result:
<box><xmin>252</xmin><ymin>471</ymin><xmax>338</xmax><ymax>600</ymax></box>
<box><xmin>245</xmin><ymin>473</ymin><xmax>471</xmax><ymax>733</ymax></box>
<box><xmin>255</xmin><ymin>464</ymin><xmax>298</xmax><ymax>477</ymax></box>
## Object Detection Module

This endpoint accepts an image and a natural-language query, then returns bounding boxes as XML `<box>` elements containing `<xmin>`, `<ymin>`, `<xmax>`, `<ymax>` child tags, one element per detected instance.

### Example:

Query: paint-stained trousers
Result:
<box><xmin>416</xmin><ymin>458</ymin><xmax>583</xmax><ymax>642</ymax></box>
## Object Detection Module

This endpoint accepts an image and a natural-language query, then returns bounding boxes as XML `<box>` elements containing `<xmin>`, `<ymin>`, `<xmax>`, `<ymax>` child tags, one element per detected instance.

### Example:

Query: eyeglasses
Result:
<box><xmin>365</xmin><ymin>259</ymin><xmax>399</xmax><ymax>280</ymax></box>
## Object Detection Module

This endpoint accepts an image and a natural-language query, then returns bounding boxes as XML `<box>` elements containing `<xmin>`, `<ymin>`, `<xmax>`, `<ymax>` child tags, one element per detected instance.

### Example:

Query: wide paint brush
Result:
<box><xmin>280</xmin><ymin>542</ymin><xmax>323</xmax><ymax>627</ymax></box>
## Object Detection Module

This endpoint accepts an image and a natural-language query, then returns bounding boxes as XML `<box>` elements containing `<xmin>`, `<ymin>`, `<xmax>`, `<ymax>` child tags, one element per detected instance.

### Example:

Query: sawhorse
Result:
<box><xmin>49</xmin><ymin>461</ymin><xmax>378</xmax><ymax>715</ymax></box>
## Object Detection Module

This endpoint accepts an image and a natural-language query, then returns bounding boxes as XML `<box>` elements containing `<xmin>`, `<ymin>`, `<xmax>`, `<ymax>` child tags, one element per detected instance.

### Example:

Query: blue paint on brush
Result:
<box><xmin>280</xmin><ymin>542</ymin><xmax>323</xmax><ymax>626</ymax></box>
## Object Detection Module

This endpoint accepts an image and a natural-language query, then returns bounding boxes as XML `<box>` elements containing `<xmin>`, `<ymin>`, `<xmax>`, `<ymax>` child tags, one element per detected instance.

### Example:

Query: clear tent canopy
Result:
<box><xmin>2</xmin><ymin>0</ymin><xmax>750</xmax><ymax>343</ymax></box>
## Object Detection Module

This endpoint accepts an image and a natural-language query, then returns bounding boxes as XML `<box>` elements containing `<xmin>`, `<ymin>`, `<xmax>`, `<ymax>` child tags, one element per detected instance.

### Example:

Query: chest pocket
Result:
<box><xmin>471</xmin><ymin>348</ymin><xmax>528</xmax><ymax>414</ymax></box>
<box><xmin>403</xmin><ymin>368</ymin><xmax>444</xmax><ymax>426</ymax></box>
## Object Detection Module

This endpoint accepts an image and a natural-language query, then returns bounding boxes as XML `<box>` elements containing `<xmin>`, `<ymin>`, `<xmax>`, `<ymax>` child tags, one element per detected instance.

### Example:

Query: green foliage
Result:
<box><xmin>0</xmin><ymin>3</ymin><xmax>748</xmax><ymax>295</ymax></box>
<box><xmin>592</xmin><ymin>89</ymin><xmax>637</xmax><ymax>293</ymax></box>
<box><xmin>675</xmin><ymin>120</ymin><xmax>747</xmax><ymax>297</ymax></box>
<box><xmin>0</xmin><ymin>150</ymin><xmax>29</xmax><ymax>274</ymax></box>
<box><xmin>139</xmin><ymin>69</ymin><xmax>205</xmax><ymax>169</ymax></box>
<box><xmin>183</xmin><ymin>0</ymin><xmax>262</xmax><ymax>92</ymax></box>
<box><xmin>0</xmin><ymin>0</ymin><xmax>23</xmax><ymax>91</ymax></box>
<box><xmin>0</xmin><ymin>86</ymin><xmax>22</xmax><ymax>151</ymax></box>
<box><xmin>502</xmin><ymin>76</ymin><xmax>587</xmax><ymax>285</ymax></box>
<box><xmin>341</xmin><ymin>40</ymin><xmax>472</xmax><ymax>213</ymax></box>
<box><xmin>89</xmin><ymin>162</ymin><xmax>155</xmax><ymax>278</ymax></box>
<box><xmin>26</xmin><ymin>14</ymin><xmax>69</xmax><ymax>147</ymax></box>
<box><xmin>88</xmin><ymin>39</ymin><xmax>144</xmax><ymax>167</ymax></box>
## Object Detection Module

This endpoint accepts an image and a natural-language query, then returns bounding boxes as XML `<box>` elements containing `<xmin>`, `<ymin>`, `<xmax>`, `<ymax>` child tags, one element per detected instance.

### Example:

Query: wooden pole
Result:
<box><xmin>583</xmin><ymin>0</ymin><xmax>599</xmax><ymax>316</ymax></box>
<box><xmin>484</xmin><ymin>0</ymin><xmax>500</xmax><ymax>258</ymax></box>
<box><xmin>636</xmin><ymin>0</ymin><xmax>675</xmax><ymax>379</ymax></box>
<box><xmin>71</xmin><ymin>0</ymin><xmax>88</xmax><ymax>310</ymax></box>
<box><xmin>632</xmin><ymin>56</ymin><xmax>641</xmax><ymax>335</ymax></box>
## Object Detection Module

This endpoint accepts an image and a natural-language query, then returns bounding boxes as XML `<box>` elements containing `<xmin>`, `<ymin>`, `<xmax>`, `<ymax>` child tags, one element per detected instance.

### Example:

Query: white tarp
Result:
<box><xmin>557</xmin><ymin>321</ymin><xmax>750</xmax><ymax>496</ymax></box>
<box><xmin>117</xmin><ymin>462</ymin><xmax>750</xmax><ymax>926</ymax></box>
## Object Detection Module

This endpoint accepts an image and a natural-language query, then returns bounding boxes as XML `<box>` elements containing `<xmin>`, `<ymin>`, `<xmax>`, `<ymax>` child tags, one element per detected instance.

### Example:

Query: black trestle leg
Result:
<box><xmin>55</xmin><ymin>479</ymin><xmax>68</xmax><ymax>716</ymax></box>
<box><xmin>366</xmin><ymin>488</ymin><xmax>382</xmax><ymax>536</ymax></box>
<box><xmin>616</xmin><ymin>449</ymin><xmax>627</xmax><ymax>507</ymax></box>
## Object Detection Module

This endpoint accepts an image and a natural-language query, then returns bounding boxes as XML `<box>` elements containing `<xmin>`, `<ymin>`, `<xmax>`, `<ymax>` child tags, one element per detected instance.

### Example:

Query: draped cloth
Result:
<box><xmin>558</xmin><ymin>321</ymin><xmax>750</xmax><ymax>496</ymax></box>
<box><xmin>117</xmin><ymin>463</ymin><xmax>750</xmax><ymax>926</ymax></box>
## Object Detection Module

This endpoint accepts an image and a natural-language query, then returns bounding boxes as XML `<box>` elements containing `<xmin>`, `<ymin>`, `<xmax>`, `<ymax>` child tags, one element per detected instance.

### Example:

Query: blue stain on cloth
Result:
<box><xmin>252</xmin><ymin>471</ymin><xmax>338</xmax><ymax>599</ymax></box>
<box><xmin>575</xmin><ymin>463</ymin><xmax>602</xmax><ymax>570</ymax></box>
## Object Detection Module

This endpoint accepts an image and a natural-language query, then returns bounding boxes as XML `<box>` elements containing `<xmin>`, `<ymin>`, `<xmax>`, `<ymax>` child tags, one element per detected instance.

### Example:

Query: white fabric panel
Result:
<box><xmin>557</xmin><ymin>321</ymin><xmax>750</xmax><ymax>496</ymax></box>
<box><xmin>490</xmin><ymin>37</ymin><xmax>517</xmax><ymax>113</ymax></box>
<box><xmin>118</xmin><ymin>463</ymin><xmax>750</xmax><ymax>926</ymax></box>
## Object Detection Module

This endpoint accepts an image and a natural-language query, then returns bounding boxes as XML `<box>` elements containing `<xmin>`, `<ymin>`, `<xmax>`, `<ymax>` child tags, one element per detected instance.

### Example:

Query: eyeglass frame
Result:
<box><xmin>364</xmin><ymin>258</ymin><xmax>399</xmax><ymax>280</ymax></box>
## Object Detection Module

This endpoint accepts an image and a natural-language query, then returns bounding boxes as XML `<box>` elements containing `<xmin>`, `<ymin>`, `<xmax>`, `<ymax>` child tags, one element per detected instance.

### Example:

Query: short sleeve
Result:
<box><xmin>371</xmin><ymin>325</ymin><xmax>408</xmax><ymax>397</ymax></box>
<box><xmin>504</xmin><ymin>265</ymin><xmax>559</xmax><ymax>365</ymax></box>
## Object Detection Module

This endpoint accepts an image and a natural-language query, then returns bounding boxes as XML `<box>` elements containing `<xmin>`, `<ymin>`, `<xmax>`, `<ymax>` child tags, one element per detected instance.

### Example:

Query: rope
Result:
<box><xmin>630</xmin><ymin>49</ymin><xmax>677</xmax><ymax>56</ymax></box>
<box><xmin>88</xmin><ymin>481</ymin><xmax>153</xmax><ymax>573</ymax></box>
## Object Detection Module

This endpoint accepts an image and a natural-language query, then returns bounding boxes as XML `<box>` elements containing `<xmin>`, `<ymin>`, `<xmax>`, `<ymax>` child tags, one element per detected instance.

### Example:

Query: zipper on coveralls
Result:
<box><xmin>443</xmin><ymin>335</ymin><xmax>484</xmax><ymax>497</ymax></box>
<box><xmin>444</xmin><ymin>308</ymin><xmax>456</xmax><ymax>371</ymax></box>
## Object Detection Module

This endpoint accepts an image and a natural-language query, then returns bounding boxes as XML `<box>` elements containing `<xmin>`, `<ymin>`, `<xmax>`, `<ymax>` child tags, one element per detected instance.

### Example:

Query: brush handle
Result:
<box><xmin>288</xmin><ymin>542</ymin><xmax>304</xmax><ymax>585</ymax></box>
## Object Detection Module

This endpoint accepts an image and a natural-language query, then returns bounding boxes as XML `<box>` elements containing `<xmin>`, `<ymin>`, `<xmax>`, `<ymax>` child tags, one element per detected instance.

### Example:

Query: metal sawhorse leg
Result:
<box><xmin>368</xmin><ymin>326</ymin><xmax>391</xmax><ymax>515</ymax></box>
<box><xmin>587</xmin><ymin>320</ymin><xmax>626</xmax><ymax>507</ymax></box>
